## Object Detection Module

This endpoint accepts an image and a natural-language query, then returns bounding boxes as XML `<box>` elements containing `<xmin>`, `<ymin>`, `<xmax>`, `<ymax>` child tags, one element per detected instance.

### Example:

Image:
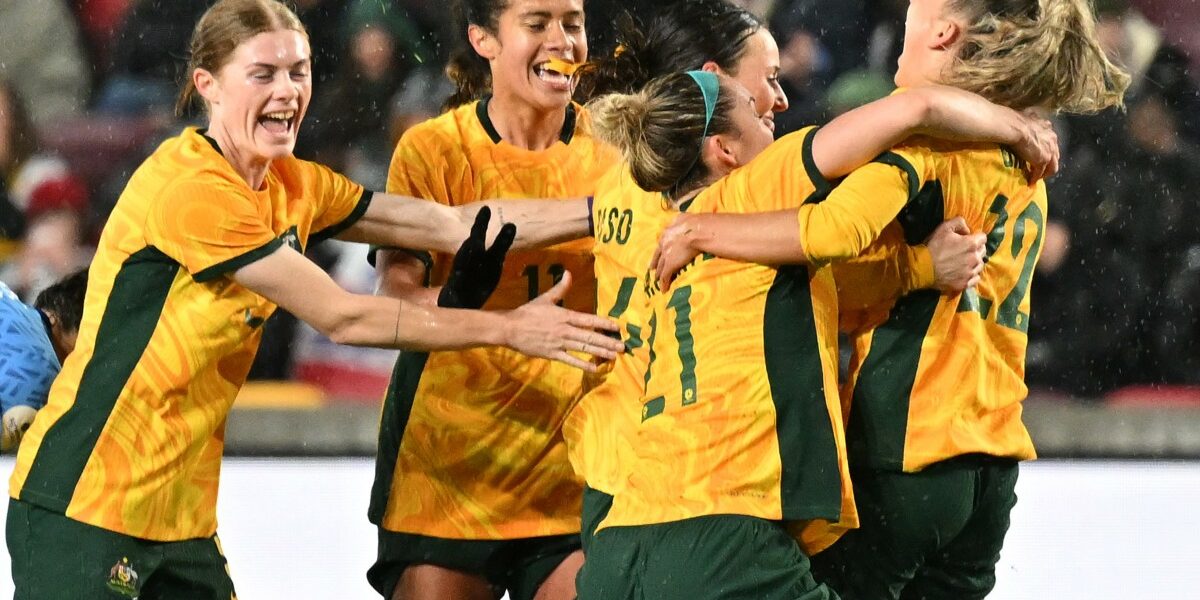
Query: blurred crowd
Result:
<box><xmin>0</xmin><ymin>0</ymin><xmax>1197</xmax><ymax>399</ymax></box>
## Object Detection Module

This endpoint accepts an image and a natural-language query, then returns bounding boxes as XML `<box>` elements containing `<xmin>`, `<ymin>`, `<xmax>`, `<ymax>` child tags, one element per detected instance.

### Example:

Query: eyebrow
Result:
<box><xmin>520</xmin><ymin>10</ymin><xmax>584</xmax><ymax>18</ymax></box>
<box><xmin>248</xmin><ymin>59</ymin><xmax>310</xmax><ymax>70</ymax></box>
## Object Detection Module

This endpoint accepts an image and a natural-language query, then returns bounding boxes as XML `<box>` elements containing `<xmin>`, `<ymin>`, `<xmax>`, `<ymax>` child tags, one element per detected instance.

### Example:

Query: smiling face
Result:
<box><xmin>198</xmin><ymin>29</ymin><xmax>312</xmax><ymax>164</ymax></box>
<box><xmin>727</xmin><ymin>29</ymin><xmax>788</xmax><ymax>132</ymax></box>
<box><xmin>721</xmin><ymin>81</ymin><xmax>776</xmax><ymax>168</ymax></box>
<box><xmin>474</xmin><ymin>0</ymin><xmax>587</xmax><ymax>113</ymax></box>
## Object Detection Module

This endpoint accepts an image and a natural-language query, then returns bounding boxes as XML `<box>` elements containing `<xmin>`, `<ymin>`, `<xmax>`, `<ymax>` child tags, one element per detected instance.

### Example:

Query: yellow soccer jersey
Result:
<box><xmin>371</xmin><ymin>98</ymin><xmax>619</xmax><ymax>539</ymax></box>
<box><xmin>807</xmin><ymin>139</ymin><xmax>1044</xmax><ymax>473</ymax></box>
<box><xmin>562</xmin><ymin>165</ymin><xmax>671</xmax><ymax>498</ymax></box>
<box><xmin>600</xmin><ymin>127</ymin><xmax>855</xmax><ymax>554</ymax></box>
<box><xmin>10</xmin><ymin>128</ymin><xmax>367</xmax><ymax>541</ymax></box>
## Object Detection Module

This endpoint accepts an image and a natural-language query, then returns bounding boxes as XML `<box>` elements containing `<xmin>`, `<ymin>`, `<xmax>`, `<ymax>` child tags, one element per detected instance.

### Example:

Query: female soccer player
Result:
<box><xmin>5</xmin><ymin>1</ymin><xmax>623</xmax><ymax>598</ymax></box>
<box><xmin>367</xmin><ymin>1</ymin><xmax>616</xmax><ymax>599</ymax></box>
<box><xmin>649</xmin><ymin>0</ymin><xmax>1128</xmax><ymax>596</ymax></box>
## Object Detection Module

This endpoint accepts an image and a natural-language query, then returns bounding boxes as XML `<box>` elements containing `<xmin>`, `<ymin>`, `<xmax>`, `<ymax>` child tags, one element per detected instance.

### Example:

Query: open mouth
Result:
<box><xmin>258</xmin><ymin>109</ymin><xmax>297</xmax><ymax>138</ymax></box>
<box><xmin>533</xmin><ymin>59</ymin><xmax>579</xmax><ymax>91</ymax></box>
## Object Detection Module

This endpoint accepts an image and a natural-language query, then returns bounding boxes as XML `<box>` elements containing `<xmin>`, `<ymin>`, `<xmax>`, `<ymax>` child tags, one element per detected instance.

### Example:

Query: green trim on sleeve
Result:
<box><xmin>311</xmin><ymin>189</ymin><xmax>375</xmax><ymax>245</ymax></box>
<box><xmin>873</xmin><ymin>152</ymin><xmax>921</xmax><ymax>202</ymax></box>
<box><xmin>800</xmin><ymin>127</ymin><xmax>835</xmax><ymax>198</ymax></box>
<box><xmin>193</xmin><ymin>237</ymin><xmax>284</xmax><ymax>283</ymax></box>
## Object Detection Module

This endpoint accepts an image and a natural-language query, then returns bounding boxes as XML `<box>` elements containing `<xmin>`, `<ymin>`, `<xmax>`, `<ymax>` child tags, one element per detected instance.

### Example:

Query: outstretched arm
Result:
<box><xmin>234</xmin><ymin>245</ymin><xmax>622</xmax><ymax>370</ymax></box>
<box><xmin>335</xmin><ymin>194</ymin><xmax>591</xmax><ymax>254</ymax></box>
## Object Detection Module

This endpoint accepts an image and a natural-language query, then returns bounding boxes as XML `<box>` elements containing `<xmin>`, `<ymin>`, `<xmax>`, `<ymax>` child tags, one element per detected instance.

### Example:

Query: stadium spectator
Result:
<box><xmin>0</xmin><ymin>0</ymin><xmax>89</xmax><ymax>128</ymax></box>
<box><xmin>95</xmin><ymin>0</ymin><xmax>209</xmax><ymax>116</ymax></box>
<box><xmin>0</xmin><ymin>269</ymin><xmax>87</xmax><ymax>453</ymax></box>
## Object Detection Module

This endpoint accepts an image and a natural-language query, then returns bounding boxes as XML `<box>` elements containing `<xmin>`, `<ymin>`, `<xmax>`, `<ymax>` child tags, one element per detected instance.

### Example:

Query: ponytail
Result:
<box><xmin>445</xmin><ymin>0</ymin><xmax>507</xmax><ymax>109</ymax></box>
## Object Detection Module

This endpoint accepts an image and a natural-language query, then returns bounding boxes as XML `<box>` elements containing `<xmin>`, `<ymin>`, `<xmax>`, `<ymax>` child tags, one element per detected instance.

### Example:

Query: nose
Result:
<box><xmin>545</xmin><ymin>21</ymin><xmax>571</xmax><ymax>53</ymax></box>
<box><xmin>273</xmin><ymin>72</ymin><xmax>300</xmax><ymax>103</ymax></box>
<box><xmin>773</xmin><ymin>81</ymin><xmax>789</xmax><ymax>114</ymax></box>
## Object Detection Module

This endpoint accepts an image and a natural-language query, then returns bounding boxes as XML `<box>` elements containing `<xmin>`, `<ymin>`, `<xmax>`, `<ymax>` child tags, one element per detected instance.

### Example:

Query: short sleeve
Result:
<box><xmin>145</xmin><ymin>179</ymin><xmax>281</xmax><ymax>282</ymax></box>
<box><xmin>372</xmin><ymin>127</ymin><xmax>455</xmax><ymax>271</ymax></box>
<box><xmin>305</xmin><ymin>161</ymin><xmax>371</xmax><ymax>243</ymax></box>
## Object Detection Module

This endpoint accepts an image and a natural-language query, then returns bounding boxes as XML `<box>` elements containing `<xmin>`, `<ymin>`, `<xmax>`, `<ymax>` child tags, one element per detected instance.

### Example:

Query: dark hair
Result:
<box><xmin>35</xmin><ymin>268</ymin><xmax>89</xmax><ymax>334</ymax></box>
<box><xmin>578</xmin><ymin>0</ymin><xmax>761</xmax><ymax>99</ymax></box>
<box><xmin>0</xmin><ymin>79</ymin><xmax>37</xmax><ymax>173</ymax></box>
<box><xmin>445</xmin><ymin>0</ymin><xmax>508</xmax><ymax>108</ymax></box>
<box><xmin>176</xmin><ymin>0</ymin><xmax>308</xmax><ymax>116</ymax></box>
<box><xmin>589</xmin><ymin>72</ymin><xmax>738</xmax><ymax>198</ymax></box>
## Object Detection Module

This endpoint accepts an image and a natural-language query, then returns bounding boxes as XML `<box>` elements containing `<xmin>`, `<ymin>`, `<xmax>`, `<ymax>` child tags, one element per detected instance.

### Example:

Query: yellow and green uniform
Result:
<box><xmin>9</xmin><ymin>127</ymin><xmax>368</xmax><ymax>541</ymax></box>
<box><xmin>562</xmin><ymin>165</ymin><xmax>668</xmax><ymax>499</ymax></box>
<box><xmin>369</xmin><ymin>98</ymin><xmax>618</xmax><ymax>541</ymax></box>
<box><xmin>827</xmin><ymin>139</ymin><xmax>1044</xmax><ymax>472</ymax></box>
<box><xmin>596</xmin><ymin>127</ymin><xmax>855</xmax><ymax>555</ymax></box>
<box><xmin>805</xmin><ymin>137</ymin><xmax>1043</xmax><ymax>600</ymax></box>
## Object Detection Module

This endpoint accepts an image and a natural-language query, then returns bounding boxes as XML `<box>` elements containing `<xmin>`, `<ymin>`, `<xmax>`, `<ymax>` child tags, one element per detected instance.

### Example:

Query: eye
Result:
<box><xmin>525</xmin><ymin>20</ymin><xmax>547</xmax><ymax>32</ymax></box>
<box><xmin>290</xmin><ymin>69</ymin><xmax>309</xmax><ymax>81</ymax></box>
<box><xmin>253</xmin><ymin>72</ymin><xmax>273</xmax><ymax>82</ymax></box>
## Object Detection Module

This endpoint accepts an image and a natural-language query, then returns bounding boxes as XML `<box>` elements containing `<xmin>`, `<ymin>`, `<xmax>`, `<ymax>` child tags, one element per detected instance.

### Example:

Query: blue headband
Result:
<box><xmin>686</xmin><ymin>70</ymin><xmax>720</xmax><ymax>141</ymax></box>
<box><xmin>667</xmin><ymin>70</ymin><xmax>721</xmax><ymax>196</ymax></box>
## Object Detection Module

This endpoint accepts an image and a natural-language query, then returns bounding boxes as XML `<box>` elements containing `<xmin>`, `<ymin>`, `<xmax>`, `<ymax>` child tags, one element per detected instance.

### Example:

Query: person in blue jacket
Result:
<box><xmin>0</xmin><ymin>268</ymin><xmax>86</xmax><ymax>451</ymax></box>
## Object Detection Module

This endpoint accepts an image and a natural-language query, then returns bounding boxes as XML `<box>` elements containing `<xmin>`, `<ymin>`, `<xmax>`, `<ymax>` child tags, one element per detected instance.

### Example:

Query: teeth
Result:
<box><xmin>264</xmin><ymin>111</ymin><xmax>295</xmax><ymax>120</ymax></box>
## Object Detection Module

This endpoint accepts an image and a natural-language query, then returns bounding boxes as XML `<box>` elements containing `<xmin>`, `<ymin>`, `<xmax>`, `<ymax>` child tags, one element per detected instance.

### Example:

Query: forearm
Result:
<box><xmin>479</xmin><ymin>197</ymin><xmax>591</xmax><ymax>250</ymax></box>
<box><xmin>909</xmin><ymin>85</ymin><xmax>1026</xmax><ymax>146</ymax></box>
<box><xmin>327</xmin><ymin>294</ymin><xmax>508</xmax><ymax>351</ymax></box>
<box><xmin>683</xmin><ymin>211</ymin><xmax>807</xmax><ymax>265</ymax></box>
<box><xmin>341</xmin><ymin>195</ymin><xmax>591</xmax><ymax>253</ymax></box>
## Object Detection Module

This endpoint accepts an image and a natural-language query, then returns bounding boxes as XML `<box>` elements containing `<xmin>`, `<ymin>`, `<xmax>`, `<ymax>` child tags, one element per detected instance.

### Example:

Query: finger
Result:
<box><xmin>534</xmin><ymin>270</ymin><xmax>573</xmax><ymax>305</ymax></box>
<box><xmin>972</xmin><ymin>261</ymin><xmax>985</xmax><ymax>276</ymax></box>
<box><xmin>946</xmin><ymin>216</ymin><xmax>970</xmax><ymax>235</ymax></box>
<box><xmin>488</xmin><ymin>222</ymin><xmax>517</xmax><ymax>256</ymax></box>
<box><xmin>553</xmin><ymin>351</ymin><xmax>599</xmax><ymax>372</ymax></box>
<box><xmin>470</xmin><ymin>205</ymin><xmax>492</xmax><ymax>241</ymax></box>
<box><xmin>568</xmin><ymin>326</ymin><xmax>625</xmax><ymax>354</ymax></box>
<box><xmin>966</xmin><ymin>274</ymin><xmax>982</xmax><ymax>289</ymax></box>
<box><xmin>574</xmin><ymin>338</ymin><xmax>620</xmax><ymax>361</ymax></box>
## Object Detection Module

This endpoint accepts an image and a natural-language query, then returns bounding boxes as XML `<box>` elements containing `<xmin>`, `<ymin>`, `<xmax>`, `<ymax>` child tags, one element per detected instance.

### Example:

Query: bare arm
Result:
<box><xmin>812</xmin><ymin>86</ymin><xmax>1058</xmax><ymax>181</ymax></box>
<box><xmin>335</xmin><ymin>193</ymin><xmax>591</xmax><ymax>253</ymax></box>
<box><xmin>233</xmin><ymin>245</ymin><xmax>622</xmax><ymax>369</ymax></box>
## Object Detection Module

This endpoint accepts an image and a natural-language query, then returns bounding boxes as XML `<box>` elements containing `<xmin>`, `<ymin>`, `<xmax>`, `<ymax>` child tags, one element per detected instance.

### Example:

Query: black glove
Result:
<box><xmin>438</xmin><ymin>206</ymin><xmax>517</xmax><ymax>309</ymax></box>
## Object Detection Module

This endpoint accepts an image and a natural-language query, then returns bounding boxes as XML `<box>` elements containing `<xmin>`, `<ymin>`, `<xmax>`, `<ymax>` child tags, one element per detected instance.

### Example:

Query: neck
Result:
<box><xmin>205</xmin><ymin>122</ymin><xmax>271</xmax><ymax>190</ymax></box>
<box><xmin>487</xmin><ymin>89</ymin><xmax>566</xmax><ymax>151</ymax></box>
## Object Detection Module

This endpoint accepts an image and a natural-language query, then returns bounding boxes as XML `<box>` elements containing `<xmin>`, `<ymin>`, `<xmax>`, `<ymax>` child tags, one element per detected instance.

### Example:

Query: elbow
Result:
<box><xmin>906</xmin><ymin>89</ymin><xmax>938</xmax><ymax>134</ymax></box>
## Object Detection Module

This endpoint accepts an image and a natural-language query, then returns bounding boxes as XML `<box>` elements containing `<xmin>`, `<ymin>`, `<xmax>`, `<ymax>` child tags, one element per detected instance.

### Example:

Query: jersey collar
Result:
<box><xmin>475</xmin><ymin>95</ymin><xmax>577</xmax><ymax>146</ymax></box>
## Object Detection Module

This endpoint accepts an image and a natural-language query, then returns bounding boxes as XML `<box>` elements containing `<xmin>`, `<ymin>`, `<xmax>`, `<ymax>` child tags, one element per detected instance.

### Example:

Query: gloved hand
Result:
<box><xmin>438</xmin><ymin>206</ymin><xmax>517</xmax><ymax>309</ymax></box>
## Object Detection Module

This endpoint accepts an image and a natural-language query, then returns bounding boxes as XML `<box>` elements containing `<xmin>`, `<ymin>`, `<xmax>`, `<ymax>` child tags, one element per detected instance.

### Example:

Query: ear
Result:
<box><xmin>194</xmin><ymin>68</ymin><xmax>219</xmax><ymax>106</ymax></box>
<box><xmin>468</xmin><ymin>23</ymin><xmax>500</xmax><ymax>61</ymax></box>
<box><xmin>703</xmin><ymin>134</ymin><xmax>740</xmax><ymax>175</ymax></box>
<box><xmin>929</xmin><ymin>19</ymin><xmax>962</xmax><ymax>50</ymax></box>
<box><xmin>700</xmin><ymin>60</ymin><xmax>725</xmax><ymax>76</ymax></box>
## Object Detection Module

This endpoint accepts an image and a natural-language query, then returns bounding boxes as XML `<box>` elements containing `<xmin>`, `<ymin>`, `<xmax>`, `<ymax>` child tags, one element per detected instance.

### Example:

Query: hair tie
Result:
<box><xmin>667</xmin><ymin>70</ymin><xmax>721</xmax><ymax>197</ymax></box>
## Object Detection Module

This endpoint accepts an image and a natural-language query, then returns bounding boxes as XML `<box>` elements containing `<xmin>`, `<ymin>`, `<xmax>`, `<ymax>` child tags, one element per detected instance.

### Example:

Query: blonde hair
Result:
<box><xmin>589</xmin><ymin>73</ymin><xmax>737</xmax><ymax>197</ymax></box>
<box><xmin>942</xmin><ymin>0</ymin><xmax>1130</xmax><ymax>113</ymax></box>
<box><xmin>175</xmin><ymin>0</ymin><xmax>308</xmax><ymax>116</ymax></box>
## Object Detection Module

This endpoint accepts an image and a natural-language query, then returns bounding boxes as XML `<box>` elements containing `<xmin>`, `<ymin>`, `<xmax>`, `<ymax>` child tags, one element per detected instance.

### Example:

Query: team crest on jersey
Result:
<box><xmin>106</xmin><ymin>557</ymin><xmax>139</xmax><ymax>597</ymax></box>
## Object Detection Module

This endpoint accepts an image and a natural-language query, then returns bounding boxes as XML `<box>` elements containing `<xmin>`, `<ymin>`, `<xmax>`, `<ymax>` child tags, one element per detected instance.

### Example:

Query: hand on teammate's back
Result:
<box><xmin>1013</xmin><ymin>112</ymin><xmax>1060</xmax><ymax>182</ymax></box>
<box><xmin>438</xmin><ymin>206</ymin><xmax>517</xmax><ymax>309</ymax></box>
<box><xmin>926</xmin><ymin>217</ymin><xmax>986</xmax><ymax>293</ymax></box>
<box><xmin>502</xmin><ymin>271</ymin><xmax>624</xmax><ymax>372</ymax></box>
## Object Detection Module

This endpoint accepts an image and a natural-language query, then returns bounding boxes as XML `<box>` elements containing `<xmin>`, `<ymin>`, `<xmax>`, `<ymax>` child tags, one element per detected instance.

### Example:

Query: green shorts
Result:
<box><xmin>366</xmin><ymin>528</ymin><xmax>581</xmax><ymax>600</ymax></box>
<box><xmin>577</xmin><ymin>514</ymin><xmax>839</xmax><ymax>600</ymax></box>
<box><xmin>810</xmin><ymin>454</ymin><xmax>1019</xmax><ymax>600</ymax></box>
<box><xmin>6</xmin><ymin>498</ymin><xmax>236</xmax><ymax>600</ymax></box>
<box><xmin>580</xmin><ymin>485</ymin><xmax>613</xmax><ymax>556</ymax></box>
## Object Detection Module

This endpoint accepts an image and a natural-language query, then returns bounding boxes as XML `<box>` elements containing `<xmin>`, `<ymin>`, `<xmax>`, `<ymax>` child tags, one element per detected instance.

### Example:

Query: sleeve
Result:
<box><xmin>833</xmin><ymin>227</ymin><xmax>936</xmax><ymax>313</ymax></box>
<box><xmin>145</xmin><ymin>178</ymin><xmax>282</xmax><ymax>283</ymax></box>
<box><xmin>796</xmin><ymin>145</ymin><xmax>930</xmax><ymax>263</ymax></box>
<box><xmin>716</xmin><ymin>126</ymin><xmax>834</xmax><ymax>213</ymax></box>
<box><xmin>306</xmin><ymin>161</ymin><xmax>372</xmax><ymax>243</ymax></box>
